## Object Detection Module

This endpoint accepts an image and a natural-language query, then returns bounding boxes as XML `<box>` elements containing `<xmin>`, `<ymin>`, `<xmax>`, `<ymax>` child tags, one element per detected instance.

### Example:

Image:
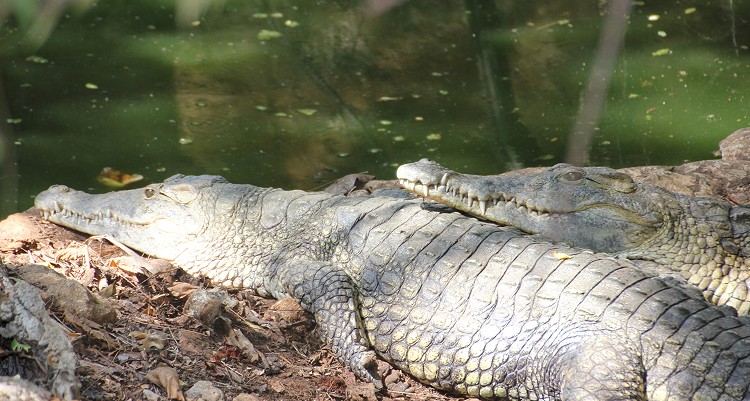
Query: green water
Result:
<box><xmin>1</xmin><ymin>0</ymin><xmax>748</xmax><ymax>218</ymax></box>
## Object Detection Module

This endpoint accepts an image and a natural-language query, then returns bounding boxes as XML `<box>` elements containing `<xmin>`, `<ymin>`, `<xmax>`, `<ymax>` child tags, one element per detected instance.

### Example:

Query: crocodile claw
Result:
<box><xmin>351</xmin><ymin>350</ymin><xmax>382</xmax><ymax>389</ymax></box>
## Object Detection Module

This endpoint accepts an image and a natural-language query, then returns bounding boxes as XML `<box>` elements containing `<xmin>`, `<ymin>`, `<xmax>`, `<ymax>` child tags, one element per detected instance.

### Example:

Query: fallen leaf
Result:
<box><xmin>106</xmin><ymin>255</ymin><xmax>157</xmax><ymax>275</ymax></box>
<box><xmin>65</xmin><ymin>313</ymin><xmax>118</xmax><ymax>349</ymax></box>
<box><xmin>146</xmin><ymin>366</ymin><xmax>185</xmax><ymax>401</ymax></box>
<box><xmin>552</xmin><ymin>251</ymin><xmax>572</xmax><ymax>260</ymax></box>
<box><xmin>10</xmin><ymin>339</ymin><xmax>31</xmax><ymax>352</ymax></box>
<box><xmin>168</xmin><ymin>282</ymin><xmax>199</xmax><ymax>298</ymax></box>
<box><xmin>268</xmin><ymin>377</ymin><xmax>286</xmax><ymax>393</ymax></box>
<box><xmin>209</xmin><ymin>345</ymin><xmax>242</xmax><ymax>364</ymax></box>
<box><xmin>129</xmin><ymin>331</ymin><xmax>167</xmax><ymax>351</ymax></box>
<box><xmin>226</xmin><ymin>328</ymin><xmax>263</xmax><ymax>364</ymax></box>
<box><xmin>98</xmin><ymin>282</ymin><xmax>116</xmax><ymax>298</ymax></box>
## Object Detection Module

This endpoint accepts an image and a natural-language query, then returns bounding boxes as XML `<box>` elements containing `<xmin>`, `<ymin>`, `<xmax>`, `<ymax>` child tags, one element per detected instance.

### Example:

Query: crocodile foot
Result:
<box><xmin>350</xmin><ymin>349</ymin><xmax>382</xmax><ymax>389</ymax></box>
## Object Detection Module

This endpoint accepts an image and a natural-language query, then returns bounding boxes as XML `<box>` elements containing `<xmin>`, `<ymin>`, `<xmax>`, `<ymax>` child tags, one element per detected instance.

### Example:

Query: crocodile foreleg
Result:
<box><xmin>269</xmin><ymin>259</ymin><xmax>380</xmax><ymax>385</ymax></box>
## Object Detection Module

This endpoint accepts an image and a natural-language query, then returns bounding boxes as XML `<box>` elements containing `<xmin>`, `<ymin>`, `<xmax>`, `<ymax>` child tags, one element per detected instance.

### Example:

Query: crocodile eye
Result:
<box><xmin>560</xmin><ymin>171</ymin><xmax>584</xmax><ymax>182</ymax></box>
<box><xmin>144</xmin><ymin>187</ymin><xmax>156</xmax><ymax>199</ymax></box>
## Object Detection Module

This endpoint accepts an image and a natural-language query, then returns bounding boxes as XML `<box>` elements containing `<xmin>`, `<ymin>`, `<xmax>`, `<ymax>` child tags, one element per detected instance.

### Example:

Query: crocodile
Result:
<box><xmin>34</xmin><ymin>174</ymin><xmax>750</xmax><ymax>400</ymax></box>
<box><xmin>397</xmin><ymin>159</ymin><xmax>750</xmax><ymax>315</ymax></box>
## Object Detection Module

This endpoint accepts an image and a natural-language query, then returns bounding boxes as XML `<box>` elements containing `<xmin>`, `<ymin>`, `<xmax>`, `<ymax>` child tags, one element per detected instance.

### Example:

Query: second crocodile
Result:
<box><xmin>397</xmin><ymin>159</ymin><xmax>750</xmax><ymax>314</ymax></box>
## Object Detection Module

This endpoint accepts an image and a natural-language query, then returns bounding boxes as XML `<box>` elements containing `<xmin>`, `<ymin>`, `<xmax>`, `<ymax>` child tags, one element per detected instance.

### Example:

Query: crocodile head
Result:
<box><xmin>34</xmin><ymin>174</ymin><xmax>235</xmax><ymax>261</ymax></box>
<box><xmin>397</xmin><ymin>159</ymin><xmax>665</xmax><ymax>253</ymax></box>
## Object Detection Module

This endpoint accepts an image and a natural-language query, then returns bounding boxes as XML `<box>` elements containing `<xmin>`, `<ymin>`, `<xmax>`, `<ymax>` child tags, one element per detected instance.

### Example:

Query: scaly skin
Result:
<box><xmin>35</xmin><ymin>175</ymin><xmax>750</xmax><ymax>400</ymax></box>
<box><xmin>397</xmin><ymin>159</ymin><xmax>750</xmax><ymax>314</ymax></box>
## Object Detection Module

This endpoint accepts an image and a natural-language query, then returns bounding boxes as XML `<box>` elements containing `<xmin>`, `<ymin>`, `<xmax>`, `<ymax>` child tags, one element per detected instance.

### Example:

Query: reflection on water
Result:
<box><xmin>0</xmin><ymin>0</ymin><xmax>748</xmax><ymax>218</ymax></box>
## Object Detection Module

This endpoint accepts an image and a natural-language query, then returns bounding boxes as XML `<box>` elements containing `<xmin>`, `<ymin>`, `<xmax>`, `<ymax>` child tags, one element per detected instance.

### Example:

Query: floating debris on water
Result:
<box><xmin>97</xmin><ymin>167</ymin><xmax>144</xmax><ymax>188</ymax></box>
<box><xmin>257</xmin><ymin>30</ymin><xmax>282</xmax><ymax>40</ymax></box>
<box><xmin>296</xmin><ymin>108</ymin><xmax>317</xmax><ymax>116</ymax></box>
<box><xmin>25</xmin><ymin>55</ymin><xmax>49</xmax><ymax>64</ymax></box>
<box><xmin>651</xmin><ymin>48</ymin><xmax>671</xmax><ymax>57</ymax></box>
<box><xmin>376</xmin><ymin>96</ymin><xmax>402</xmax><ymax>102</ymax></box>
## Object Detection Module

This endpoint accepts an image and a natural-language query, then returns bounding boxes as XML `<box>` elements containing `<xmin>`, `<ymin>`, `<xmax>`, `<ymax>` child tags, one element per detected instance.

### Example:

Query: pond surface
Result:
<box><xmin>0</xmin><ymin>0</ymin><xmax>748</xmax><ymax>218</ymax></box>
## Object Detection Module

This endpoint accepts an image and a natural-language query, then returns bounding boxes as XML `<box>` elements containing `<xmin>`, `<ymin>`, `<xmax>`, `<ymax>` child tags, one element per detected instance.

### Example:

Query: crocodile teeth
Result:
<box><xmin>440</xmin><ymin>173</ymin><xmax>449</xmax><ymax>186</ymax></box>
<box><xmin>405</xmin><ymin>180</ymin><xmax>416</xmax><ymax>191</ymax></box>
<box><xmin>479</xmin><ymin>200</ymin><xmax>487</xmax><ymax>215</ymax></box>
<box><xmin>422</xmin><ymin>185</ymin><xmax>429</xmax><ymax>197</ymax></box>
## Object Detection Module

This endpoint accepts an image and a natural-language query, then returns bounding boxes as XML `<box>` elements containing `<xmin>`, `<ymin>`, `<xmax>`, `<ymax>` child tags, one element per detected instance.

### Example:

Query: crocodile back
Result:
<box><xmin>332</xmin><ymin>195</ymin><xmax>750</xmax><ymax>400</ymax></box>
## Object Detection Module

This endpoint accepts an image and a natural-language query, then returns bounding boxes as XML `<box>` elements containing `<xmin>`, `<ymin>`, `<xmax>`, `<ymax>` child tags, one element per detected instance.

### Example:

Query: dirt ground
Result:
<box><xmin>0</xmin><ymin>211</ymin><xmax>463</xmax><ymax>401</ymax></box>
